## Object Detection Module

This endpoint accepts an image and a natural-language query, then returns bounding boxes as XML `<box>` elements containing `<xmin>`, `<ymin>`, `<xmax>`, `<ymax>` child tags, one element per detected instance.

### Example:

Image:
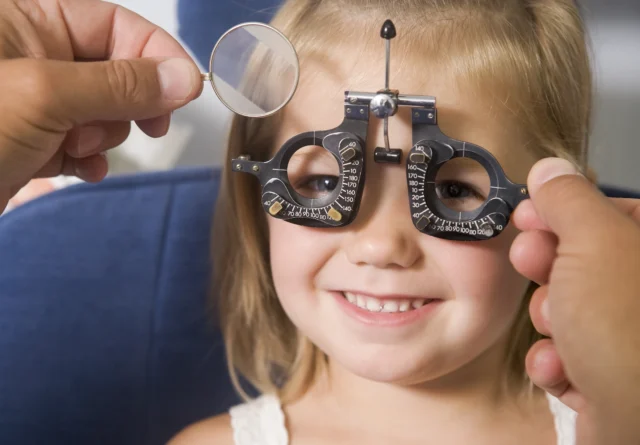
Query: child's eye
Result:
<box><xmin>294</xmin><ymin>175</ymin><xmax>339</xmax><ymax>198</ymax></box>
<box><xmin>436</xmin><ymin>180</ymin><xmax>486</xmax><ymax>212</ymax></box>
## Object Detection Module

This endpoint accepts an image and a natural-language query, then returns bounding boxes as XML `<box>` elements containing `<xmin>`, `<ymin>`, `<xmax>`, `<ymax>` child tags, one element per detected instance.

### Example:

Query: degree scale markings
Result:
<box><xmin>409</xmin><ymin>144</ymin><xmax>498</xmax><ymax>238</ymax></box>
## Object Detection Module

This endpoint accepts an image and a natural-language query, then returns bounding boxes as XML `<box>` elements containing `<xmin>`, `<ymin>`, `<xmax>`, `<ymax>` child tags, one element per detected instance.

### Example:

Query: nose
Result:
<box><xmin>343</xmin><ymin>109</ymin><xmax>422</xmax><ymax>269</ymax></box>
<box><xmin>344</xmin><ymin>211</ymin><xmax>422</xmax><ymax>269</ymax></box>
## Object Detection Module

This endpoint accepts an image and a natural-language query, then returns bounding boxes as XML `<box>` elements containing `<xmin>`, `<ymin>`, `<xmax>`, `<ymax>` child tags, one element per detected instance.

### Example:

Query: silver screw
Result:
<box><xmin>235</xmin><ymin>164</ymin><xmax>242</xmax><ymax>170</ymax></box>
<box><xmin>480</xmin><ymin>223</ymin><xmax>494</xmax><ymax>238</ymax></box>
<box><xmin>428</xmin><ymin>113</ymin><xmax>434</xmax><ymax>119</ymax></box>
<box><xmin>252</xmin><ymin>165</ymin><xmax>260</xmax><ymax>172</ymax></box>
<box><xmin>346</xmin><ymin>108</ymin><xmax>352</xmax><ymax>113</ymax></box>
<box><xmin>359</xmin><ymin>109</ymin><xmax>365</xmax><ymax>115</ymax></box>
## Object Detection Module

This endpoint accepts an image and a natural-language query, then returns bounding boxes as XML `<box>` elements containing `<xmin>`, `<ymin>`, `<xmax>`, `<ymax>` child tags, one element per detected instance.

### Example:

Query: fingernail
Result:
<box><xmin>541</xmin><ymin>298</ymin><xmax>550</xmax><ymax>328</ymax></box>
<box><xmin>157</xmin><ymin>59</ymin><xmax>196</xmax><ymax>101</ymax></box>
<box><xmin>533</xmin><ymin>157</ymin><xmax>580</xmax><ymax>186</ymax></box>
<box><xmin>77</xmin><ymin>126</ymin><xmax>106</xmax><ymax>155</ymax></box>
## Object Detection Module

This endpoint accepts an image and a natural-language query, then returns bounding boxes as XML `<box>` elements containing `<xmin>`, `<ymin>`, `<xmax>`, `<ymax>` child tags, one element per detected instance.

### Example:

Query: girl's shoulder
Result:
<box><xmin>167</xmin><ymin>413</ymin><xmax>234</xmax><ymax>445</ymax></box>
<box><xmin>167</xmin><ymin>394</ymin><xmax>287</xmax><ymax>445</ymax></box>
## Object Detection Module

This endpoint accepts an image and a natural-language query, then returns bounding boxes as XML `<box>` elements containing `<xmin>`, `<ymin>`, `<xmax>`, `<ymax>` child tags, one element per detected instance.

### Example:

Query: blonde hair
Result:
<box><xmin>212</xmin><ymin>0</ymin><xmax>593</xmax><ymax>403</ymax></box>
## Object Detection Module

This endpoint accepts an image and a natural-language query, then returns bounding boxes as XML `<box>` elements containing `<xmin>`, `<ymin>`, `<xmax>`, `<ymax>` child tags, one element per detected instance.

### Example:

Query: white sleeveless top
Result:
<box><xmin>229</xmin><ymin>392</ymin><xmax>577</xmax><ymax>445</ymax></box>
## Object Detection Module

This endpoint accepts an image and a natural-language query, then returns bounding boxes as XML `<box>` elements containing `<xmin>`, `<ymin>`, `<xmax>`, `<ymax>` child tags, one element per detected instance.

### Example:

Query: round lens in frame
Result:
<box><xmin>209</xmin><ymin>23</ymin><xmax>299</xmax><ymax>118</ymax></box>
<box><xmin>435</xmin><ymin>158</ymin><xmax>490</xmax><ymax>212</ymax></box>
<box><xmin>287</xmin><ymin>146</ymin><xmax>341</xmax><ymax>200</ymax></box>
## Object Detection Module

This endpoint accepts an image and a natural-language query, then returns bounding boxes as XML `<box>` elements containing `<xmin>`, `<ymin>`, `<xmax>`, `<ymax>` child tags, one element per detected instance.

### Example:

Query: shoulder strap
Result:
<box><xmin>229</xmin><ymin>394</ymin><xmax>289</xmax><ymax>445</ymax></box>
<box><xmin>546</xmin><ymin>393</ymin><xmax>577</xmax><ymax>445</ymax></box>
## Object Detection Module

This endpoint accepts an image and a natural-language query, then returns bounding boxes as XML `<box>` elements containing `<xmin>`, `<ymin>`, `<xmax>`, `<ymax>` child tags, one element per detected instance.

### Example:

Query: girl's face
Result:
<box><xmin>267</xmin><ymin>48</ymin><xmax>538</xmax><ymax>385</ymax></box>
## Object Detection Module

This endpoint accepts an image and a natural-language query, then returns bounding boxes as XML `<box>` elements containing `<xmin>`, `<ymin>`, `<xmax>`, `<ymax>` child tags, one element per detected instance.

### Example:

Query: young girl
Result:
<box><xmin>171</xmin><ymin>0</ymin><xmax>591</xmax><ymax>443</ymax></box>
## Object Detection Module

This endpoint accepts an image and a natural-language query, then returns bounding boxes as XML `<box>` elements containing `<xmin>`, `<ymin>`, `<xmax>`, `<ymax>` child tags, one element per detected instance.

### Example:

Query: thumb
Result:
<box><xmin>32</xmin><ymin>57</ymin><xmax>203</xmax><ymax>128</ymax></box>
<box><xmin>0</xmin><ymin>57</ymin><xmax>201</xmax><ymax>193</ymax></box>
<box><xmin>527</xmin><ymin>158</ymin><xmax>629</xmax><ymax>242</ymax></box>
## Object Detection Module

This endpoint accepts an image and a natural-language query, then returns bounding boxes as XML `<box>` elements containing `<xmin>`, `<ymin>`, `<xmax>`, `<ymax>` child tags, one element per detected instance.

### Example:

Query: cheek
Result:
<box><xmin>268</xmin><ymin>219</ymin><xmax>337</xmax><ymax>310</ymax></box>
<box><xmin>433</xmin><ymin>228</ymin><xmax>529</xmax><ymax>322</ymax></box>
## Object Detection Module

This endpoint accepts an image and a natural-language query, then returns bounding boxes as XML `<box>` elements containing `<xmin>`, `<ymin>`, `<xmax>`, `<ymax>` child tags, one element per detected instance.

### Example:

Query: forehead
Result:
<box><xmin>274</xmin><ymin>43</ymin><xmax>537</xmax><ymax>183</ymax></box>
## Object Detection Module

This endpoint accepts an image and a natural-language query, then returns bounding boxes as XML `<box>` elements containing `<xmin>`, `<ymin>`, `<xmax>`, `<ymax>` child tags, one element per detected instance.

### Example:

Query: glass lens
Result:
<box><xmin>287</xmin><ymin>146</ymin><xmax>341</xmax><ymax>200</ymax></box>
<box><xmin>210</xmin><ymin>24</ymin><xmax>299</xmax><ymax>117</ymax></box>
<box><xmin>435</xmin><ymin>158</ymin><xmax>490</xmax><ymax>212</ymax></box>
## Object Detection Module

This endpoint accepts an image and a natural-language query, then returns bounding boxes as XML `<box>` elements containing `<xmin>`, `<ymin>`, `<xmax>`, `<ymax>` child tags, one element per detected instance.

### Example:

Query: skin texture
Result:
<box><xmin>0</xmin><ymin>0</ymin><xmax>203</xmax><ymax>212</ymax></box>
<box><xmin>510</xmin><ymin>158</ymin><xmax>640</xmax><ymax>445</ymax></box>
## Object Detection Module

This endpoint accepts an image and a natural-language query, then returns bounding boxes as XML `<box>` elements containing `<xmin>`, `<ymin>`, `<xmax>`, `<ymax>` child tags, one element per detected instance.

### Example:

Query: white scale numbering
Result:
<box><xmin>407</xmin><ymin>149</ymin><xmax>502</xmax><ymax>237</ymax></box>
<box><xmin>263</xmin><ymin>154</ymin><xmax>362</xmax><ymax>225</ymax></box>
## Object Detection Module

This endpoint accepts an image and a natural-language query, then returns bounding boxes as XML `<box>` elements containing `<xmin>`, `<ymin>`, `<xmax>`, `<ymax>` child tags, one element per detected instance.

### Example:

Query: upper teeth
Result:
<box><xmin>343</xmin><ymin>292</ymin><xmax>431</xmax><ymax>313</ymax></box>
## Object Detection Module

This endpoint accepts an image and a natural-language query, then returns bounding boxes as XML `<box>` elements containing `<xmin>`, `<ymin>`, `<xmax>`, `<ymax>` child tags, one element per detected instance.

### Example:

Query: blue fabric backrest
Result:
<box><xmin>0</xmin><ymin>167</ymin><xmax>240</xmax><ymax>445</ymax></box>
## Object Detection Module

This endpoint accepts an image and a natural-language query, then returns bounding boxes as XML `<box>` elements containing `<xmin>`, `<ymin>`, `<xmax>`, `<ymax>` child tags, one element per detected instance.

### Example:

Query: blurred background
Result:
<box><xmin>10</xmin><ymin>0</ymin><xmax>640</xmax><ymax>210</ymax></box>
<box><xmin>580</xmin><ymin>0</ymin><xmax>640</xmax><ymax>190</ymax></box>
<box><xmin>114</xmin><ymin>0</ymin><xmax>640</xmax><ymax>189</ymax></box>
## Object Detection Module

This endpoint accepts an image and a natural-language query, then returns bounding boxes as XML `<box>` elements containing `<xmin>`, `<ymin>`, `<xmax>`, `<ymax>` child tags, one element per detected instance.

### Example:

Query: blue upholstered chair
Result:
<box><xmin>0</xmin><ymin>1</ymin><xmax>638</xmax><ymax>444</ymax></box>
<box><xmin>0</xmin><ymin>168</ymin><xmax>240</xmax><ymax>444</ymax></box>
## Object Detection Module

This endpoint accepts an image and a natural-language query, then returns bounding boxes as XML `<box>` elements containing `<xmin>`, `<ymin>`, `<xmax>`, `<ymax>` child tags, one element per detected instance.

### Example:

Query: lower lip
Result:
<box><xmin>331</xmin><ymin>292</ymin><xmax>442</xmax><ymax>327</ymax></box>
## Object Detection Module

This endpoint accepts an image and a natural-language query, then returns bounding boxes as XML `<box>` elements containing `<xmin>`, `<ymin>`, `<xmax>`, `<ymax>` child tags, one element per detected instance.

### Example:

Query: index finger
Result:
<box><xmin>58</xmin><ymin>0</ymin><xmax>193</xmax><ymax>61</ymax></box>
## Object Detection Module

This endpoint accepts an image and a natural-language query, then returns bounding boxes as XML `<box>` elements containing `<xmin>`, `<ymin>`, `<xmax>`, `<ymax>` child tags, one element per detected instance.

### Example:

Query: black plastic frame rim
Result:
<box><xmin>230</xmin><ymin>106</ymin><xmax>370</xmax><ymax>228</ymax></box>
<box><xmin>230</xmin><ymin>98</ymin><xmax>528</xmax><ymax>240</ymax></box>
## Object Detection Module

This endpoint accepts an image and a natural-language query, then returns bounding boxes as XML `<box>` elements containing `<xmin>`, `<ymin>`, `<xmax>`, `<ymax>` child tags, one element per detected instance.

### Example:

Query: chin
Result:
<box><xmin>322</xmin><ymin>340</ymin><xmax>454</xmax><ymax>385</ymax></box>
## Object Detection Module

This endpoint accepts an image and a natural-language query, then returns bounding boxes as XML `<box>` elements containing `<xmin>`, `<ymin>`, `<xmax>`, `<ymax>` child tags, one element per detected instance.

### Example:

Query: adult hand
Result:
<box><xmin>0</xmin><ymin>0</ymin><xmax>203</xmax><ymax>212</ymax></box>
<box><xmin>510</xmin><ymin>157</ymin><xmax>640</xmax><ymax>445</ymax></box>
<box><xmin>9</xmin><ymin>178</ymin><xmax>56</xmax><ymax>209</ymax></box>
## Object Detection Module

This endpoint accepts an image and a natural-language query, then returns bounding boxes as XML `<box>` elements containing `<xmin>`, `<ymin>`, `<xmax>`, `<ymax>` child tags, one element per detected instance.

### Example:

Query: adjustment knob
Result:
<box><xmin>371</xmin><ymin>93</ymin><xmax>398</xmax><ymax>118</ymax></box>
<box><xmin>381</xmin><ymin>19</ymin><xmax>397</xmax><ymax>39</ymax></box>
<box><xmin>478</xmin><ymin>222</ymin><xmax>495</xmax><ymax>238</ymax></box>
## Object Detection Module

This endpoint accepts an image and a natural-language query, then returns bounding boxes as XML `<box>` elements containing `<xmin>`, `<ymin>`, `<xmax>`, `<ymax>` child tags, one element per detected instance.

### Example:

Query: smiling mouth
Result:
<box><xmin>341</xmin><ymin>291</ymin><xmax>438</xmax><ymax>314</ymax></box>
